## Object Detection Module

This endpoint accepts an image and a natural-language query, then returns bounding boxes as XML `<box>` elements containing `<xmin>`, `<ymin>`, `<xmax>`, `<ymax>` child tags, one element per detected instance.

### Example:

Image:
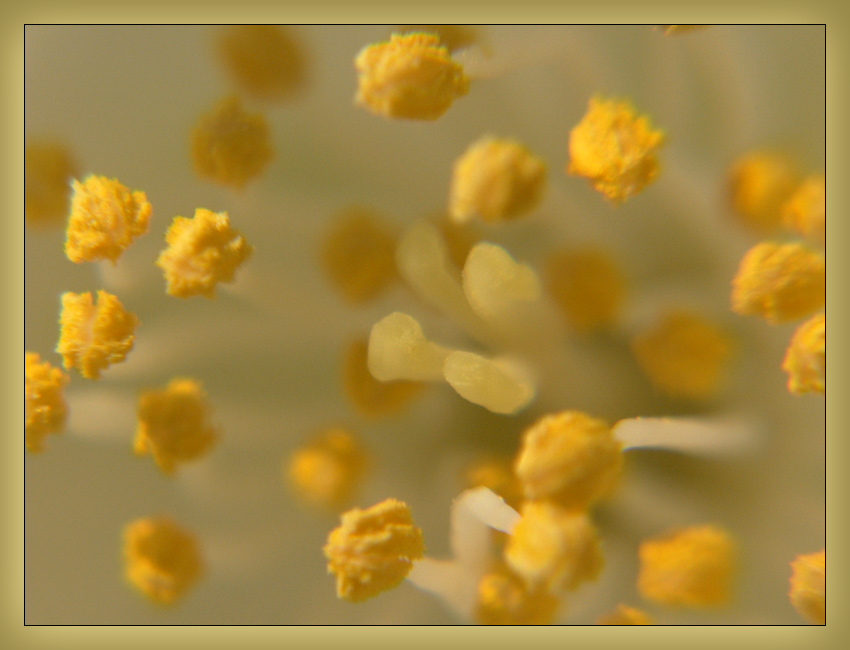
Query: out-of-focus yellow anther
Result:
<box><xmin>320</xmin><ymin>208</ymin><xmax>398</xmax><ymax>305</ymax></box>
<box><xmin>781</xmin><ymin>173</ymin><xmax>825</xmax><ymax>244</ymax></box>
<box><xmin>637</xmin><ymin>524</ymin><xmax>737</xmax><ymax>608</ymax></box>
<box><xmin>287</xmin><ymin>427</ymin><xmax>368</xmax><ymax>509</ymax></box>
<box><xmin>216</xmin><ymin>25</ymin><xmax>307</xmax><ymax>101</ymax></box>
<box><xmin>123</xmin><ymin>517</ymin><xmax>203</xmax><ymax>605</ymax></box>
<box><xmin>448</xmin><ymin>136</ymin><xmax>547</xmax><ymax>224</ymax></box>
<box><xmin>24</xmin><ymin>352</ymin><xmax>68</xmax><ymax>453</ymax></box>
<box><xmin>463</xmin><ymin>456</ymin><xmax>523</xmax><ymax>510</ymax></box>
<box><xmin>24</xmin><ymin>141</ymin><xmax>77</xmax><ymax>226</ymax></box>
<box><xmin>514</xmin><ymin>411</ymin><xmax>623</xmax><ymax>511</ymax></box>
<box><xmin>783</xmin><ymin>313</ymin><xmax>825</xmax><ymax>395</ymax></box>
<box><xmin>727</xmin><ymin>151</ymin><xmax>798</xmax><ymax>232</ymax></box>
<box><xmin>134</xmin><ymin>378</ymin><xmax>218</xmax><ymax>475</ymax></box>
<box><xmin>354</xmin><ymin>33</ymin><xmax>470</xmax><ymax>121</ymax></box>
<box><xmin>190</xmin><ymin>95</ymin><xmax>273</xmax><ymax>189</ymax></box>
<box><xmin>65</xmin><ymin>175</ymin><xmax>151</xmax><ymax>264</ymax></box>
<box><xmin>657</xmin><ymin>25</ymin><xmax>709</xmax><ymax>35</ymax></box>
<box><xmin>324</xmin><ymin>498</ymin><xmax>424</xmax><ymax>602</ymax></box>
<box><xmin>596</xmin><ymin>604</ymin><xmax>655</xmax><ymax>625</ymax></box>
<box><xmin>56</xmin><ymin>290</ymin><xmax>138</xmax><ymax>379</ymax></box>
<box><xmin>156</xmin><ymin>208</ymin><xmax>253</xmax><ymax>298</ymax></box>
<box><xmin>396</xmin><ymin>25</ymin><xmax>478</xmax><ymax>52</ymax></box>
<box><xmin>343</xmin><ymin>337</ymin><xmax>425</xmax><ymax>418</ymax></box>
<box><xmin>631</xmin><ymin>310</ymin><xmax>733</xmax><ymax>400</ymax></box>
<box><xmin>475</xmin><ymin>563</ymin><xmax>561</xmax><ymax>625</ymax></box>
<box><xmin>545</xmin><ymin>248</ymin><xmax>626</xmax><ymax>332</ymax></box>
<box><xmin>504</xmin><ymin>501</ymin><xmax>603</xmax><ymax>593</ymax></box>
<box><xmin>730</xmin><ymin>242</ymin><xmax>825</xmax><ymax>324</ymax></box>
<box><xmin>788</xmin><ymin>549</ymin><xmax>825</xmax><ymax>624</ymax></box>
<box><xmin>567</xmin><ymin>96</ymin><xmax>664</xmax><ymax>203</ymax></box>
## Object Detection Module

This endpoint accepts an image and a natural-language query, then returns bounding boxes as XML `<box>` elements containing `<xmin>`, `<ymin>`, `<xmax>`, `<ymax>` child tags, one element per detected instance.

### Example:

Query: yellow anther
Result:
<box><xmin>343</xmin><ymin>337</ymin><xmax>425</xmax><ymax>418</ymax></box>
<box><xmin>156</xmin><ymin>208</ymin><xmax>253</xmax><ymax>298</ymax></box>
<box><xmin>396</xmin><ymin>25</ymin><xmax>478</xmax><ymax>52</ymax></box>
<box><xmin>134</xmin><ymin>378</ymin><xmax>218</xmax><ymax>475</ymax></box>
<box><xmin>190</xmin><ymin>95</ymin><xmax>273</xmax><ymax>189</ymax></box>
<box><xmin>354</xmin><ymin>33</ymin><xmax>470</xmax><ymax>121</ymax></box>
<box><xmin>514</xmin><ymin>411</ymin><xmax>623</xmax><ymax>511</ymax></box>
<box><xmin>65</xmin><ymin>175</ymin><xmax>151</xmax><ymax>264</ymax></box>
<box><xmin>216</xmin><ymin>25</ymin><xmax>307</xmax><ymax>101</ymax></box>
<box><xmin>320</xmin><ymin>208</ymin><xmax>398</xmax><ymax>305</ymax></box>
<box><xmin>727</xmin><ymin>151</ymin><xmax>798</xmax><ymax>232</ymax></box>
<box><xmin>544</xmin><ymin>248</ymin><xmax>626</xmax><ymax>332</ymax></box>
<box><xmin>781</xmin><ymin>173</ymin><xmax>825</xmax><ymax>244</ymax></box>
<box><xmin>324</xmin><ymin>498</ymin><xmax>425</xmax><ymax>602</ymax></box>
<box><xmin>782</xmin><ymin>313</ymin><xmax>825</xmax><ymax>395</ymax></box>
<box><xmin>504</xmin><ymin>501</ymin><xmax>603</xmax><ymax>593</ymax></box>
<box><xmin>463</xmin><ymin>456</ymin><xmax>523</xmax><ymax>510</ymax></box>
<box><xmin>287</xmin><ymin>427</ymin><xmax>368</xmax><ymax>509</ymax></box>
<box><xmin>24</xmin><ymin>352</ymin><xmax>68</xmax><ymax>453</ymax></box>
<box><xmin>567</xmin><ymin>96</ymin><xmax>664</xmax><ymax>203</ymax></box>
<box><xmin>731</xmin><ymin>242</ymin><xmax>825</xmax><ymax>323</ymax></box>
<box><xmin>24</xmin><ymin>141</ymin><xmax>77</xmax><ymax>227</ymax></box>
<box><xmin>123</xmin><ymin>517</ymin><xmax>203</xmax><ymax>605</ymax></box>
<box><xmin>596</xmin><ymin>604</ymin><xmax>655</xmax><ymax>625</ymax></box>
<box><xmin>56</xmin><ymin>290</ymin><xmax>138</xmax><ymax>379</ymax></box>
<box><xmin>637</xmin><ymin>524</ymin><xmax>737</xmax><ymax>608</ymax></box>
<box><xmin>788</xmin><ymin>549</ymin><xmax>825</xmax><ymax>624</ymax></box>
<box><xmin>448</xmin><ymin>136</ymin><xmax>547</xmax><ymax>224</ymax></box>
<box><xmin>631</xmin><ymin>310</ymin><xmax>733</xmax><ymax>400</ymax></box>
<box><xmin>475</xmin><ymin>563</ymin><xmax>561</xmax><ymax>625</ymax></box>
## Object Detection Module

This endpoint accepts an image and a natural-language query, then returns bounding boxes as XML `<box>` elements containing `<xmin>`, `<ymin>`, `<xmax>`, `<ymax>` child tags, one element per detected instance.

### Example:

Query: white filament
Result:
<box><xmin>613</xmin><ymin>414</ymin><xmax>761</xmax><ymax>457</ymax></box>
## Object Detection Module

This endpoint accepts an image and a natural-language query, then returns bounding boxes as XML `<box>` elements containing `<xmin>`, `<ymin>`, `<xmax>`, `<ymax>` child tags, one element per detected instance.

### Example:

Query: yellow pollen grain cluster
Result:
<box><xmin>287</xmin><ymin>427</ymin><xmax>368</xmax><ymax>509</ymax></box>
<box><xmin>596</xmin><ymin>604</ymin><xmax>655</xmax><ymax>625</ymax></box>
<box><xmin>343</xmin><ymin>337</ymin><xmax>425</xmax><ymax>418</ymax></box>
<box><xmin>354</xmin><ymin>33</ymin><xmax>470</xmax><ymax>121</ymax></box>
<box><xmin>24</xmin><ymin>352</ymin><xmax>68</xmax><ymax>453</ymax></box>
<box><xmin>475</xmin><ymin>563</ymin><xmax>561</xmax><ymax>625</ymax></box>
<box><xmin>463</xmin><ymin>456</ymin><xmax>523</xmax><ymax>510</ymax></box>
<box><xmin>57</xmin><ymin>290</ymin><xmax>138</xmax><ymax>379</ymax></box>
<box><xmin>123</xmin><ymin>517</ymin><xmax>203</xmax><ymax>605</ymax></box>
<box><xmin>396</xmin><ymin>25</ymin><xmax>478</xmax><ymax>52</ymax></box>
<box><xmin>514</xmin><ymin>411</ymin><xmax>623</xmax><ymax>511</ymax></box>
<box><xmin>157</xmin><ymin>208</ymin><xmax>253</xmax><ymax>298</ymax></box>
<box><xmin>65</xmin><ymin>175</ymin><xmax>151</xmax><ymax>264</ymax></box>
<box><xmin>134</xmin><ymin>378</ymin><xmax>218</xmax><ymax>475</ymax></box>
<box><xmin>788</xmin><ymin>548</ymin><xmax>825</xmax><ymax>624</ymax></box>
<box><xmin>782</xmin><ymin>313</ymin><xmax>825</xmax><ymax>395</ymax></box>
<box><xmin>190</xmin><ymin>95</ymin><xmax>273</xmax><ymax>189</ymax></box>
<box><xmin>448</xmin><ymin>136</ymin><xmax>547</xmax><ymax>224</ymax></box>
<box><xmin>731</xmin><ymin>242</ymin><xmax>825</xmax><ymax>324</ymax></box>
<box><xmin>324</xmin><ymin>498</ymin><xmax>424</xmax><ymax>602</ymax></box>
<box><xmin>727</xmin><ymin>151</ymin><xmax>798</xmax><ymax>232</ymax></box>
<box><xmin>567</xmin><ymin>96</ymin><xmax>664</xmax><ymax>203</ymax></box>
<box><xmin>24</xmin><ymin>141</ymin><xmax>77</xmax><ymax>226</ymax></box>
<box><xmin>637</xmin><ymin>524</ymin><xmax>736</xmax><ymax>608</ymax></box>
<box><xmin>781</xmin><ymin>173</ymin><xmax>825</xmax><ymax>244</ymax></box>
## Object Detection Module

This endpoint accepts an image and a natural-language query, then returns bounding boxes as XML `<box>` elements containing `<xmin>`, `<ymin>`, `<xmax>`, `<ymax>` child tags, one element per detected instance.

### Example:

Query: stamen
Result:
<box><xmin>596</xmin><ymin>604</ymin><xmax>655</xmax><ymax>625</ymax></box>
<box><xmin>788</xmin><ymin>549</ymin><xmax>825</xmax><ymax>624</ymax></box>
<box><xmin>781</xmin><ymin>173</ymin><xmax>825</xmax><ymax>245</ymax></box>
<box><xmin>24</xmin><ymin>352</ymin><xmax>68</xmax><ymax>453</ymax></box>
<box><xmin>475</xmin><ymin>563</ymin><xmax>562</xmax><ymax>625</ymax></box>
<box><xmin>443</xmin><ymin>351</ymin><xmax>535</xmax><ymax>415</ymax></box>
<box><xmin>367</xmin><ymin>312</ymin><xmax>451</xmax><ymax>382</ymax></box>
<box><xmin>395</xmin><ymin>25</ymin><xmax>479</xmax><ymax>53</ymax></box>
<box><xmin>727</xmin><ymin>151</ymin><xmax>798</xmax><ymax>232</ymax></box>
<box><xmin>286</xmin><ymin>427</ymin><xmax>367</xmax><ymax>509</ymax></box>
<box><xmin>24</xmin><ymin>140</ymin><xmax>78</xmax><ymax>227</ymax></box>
<box><xmin>782</xmin><ymin>313</ymin><xmax>825</xmax><ymax>394</ymax></box>
<box><xmin>612</xmin><ymin>414</ymin><xmax>761</xmax><ymax>457</ymax></box>
<box><xmin>463</xmin><ymin>456</ymin><xmax>523</xmax><ymax>509</ymax></box>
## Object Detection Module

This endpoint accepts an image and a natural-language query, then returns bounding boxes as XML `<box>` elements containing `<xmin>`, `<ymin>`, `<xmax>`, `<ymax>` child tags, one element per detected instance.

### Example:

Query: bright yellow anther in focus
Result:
<box><xmin>24</xmin><ymin>352</ymin><xmax>68</xmax><ymax>453</ymax></box>
<box><xmin>596</xmin><ymin>604</ymin><xmax>655</xmax><ymax>625</ymax></box>
<box><xmin>25</xmin><ymin>141</ymin><xmax>77</xmax><ymax>227</ymax></box>
<box><xmin>788</xmin><ymin>549</ymin><xmax>825</xmax><ymax>624</ymax></box>
<box><xmin>324</xmin><ymin>498</ymin><xmax>425</xmax><ymax>602</ymax></box>
<box><xmin>343</xmin><ymin>337</ymin><xmax>425</xmax><ymax>418</ymax></box>
<box><xmin>475</xmin><ymin>563</ymin><xmax>561</xmax><ymax>625</ymax></box>
<box><xmin>637</xmin><ymin>524</ymin><xmax>737</xmax><ymax>608</ymax></box>
<box><xmin>731</xmin><ymin>242</ymin><xmax>825</xmax><ymax>324</ymax></box>
<box><xmin>727</xmin><ymin>151</ymin><xmax>798</xmax><ymax>232</ymax></box>
<box><xmin>567</xmin><ymin>96</ymin><xmax>664</xmax><ymax>203</ymax></box>
<box><xmin>354</xmin><ymin>33</ymin><xmax>470</xmax><ymax>121</ymax></box>
<box><xmin>783</xmin><ymin>313</ymin><xmax>825</xmax><ymax>395</ymax></box>
<box><xmin>781</xmin><ymin>173</ymin><xmax>825</xmax><ymax>244</ymax></box>
<box><xmin>287</xmin><ymin>427</ymin><xmax>368</xmax><ymax>509</ymax></box>
<box><xmin>65</xmin><ymin>175</ymin><xmax>151</xmax><ymax>264</ymax></box>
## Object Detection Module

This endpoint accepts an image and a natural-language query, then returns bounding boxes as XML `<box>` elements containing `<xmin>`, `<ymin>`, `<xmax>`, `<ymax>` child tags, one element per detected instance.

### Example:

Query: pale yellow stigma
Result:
<box><xmin>788</xmin><ymin>549</ymin><xmax>825</xmax><ymax>624</ymax></box>
<box><xmin>324</xmin><ymin>498</ymin><xmax>425</xmax><ymax>602</ymax></box>
<box><xmin>731</xmin><ymin>242</ymin><xmax>825</xmax><ymax>324</ymax></box>
<box><xmin>24</xmin><ymin>140</ymin><xmax>77</xmax><ymax>226</ymax></box>
<box><xmin>448</xmin><ymin>136</ymin><xmax>547</xmax><ymax>224</ymax></box>
<box><xmin>65</xmin><ymin>175</ymin><xmax>151</xmax><ymax>264</ymax></box>
<box><xmin>287</xmin><ymin>427</ymin><xmax>368</xmax><ymax>509</ymax></box>
<box><xmin>190</xmin><ymin>95</ymin><xmax>273</xmax><ymax>188</ymax></box>
<box><xmin>134</xmin><ymin>378</ymin><xmax>218</xmax><ymax>475</ymax></box>
<box><xmin>783</xmin><ymin>313</ymin><xmax>825</xmax><ymax>395</ymax></box>
<box><xmin>156</xmin><ymin>208</ymin><xmax>253</xmax><ymax>298</ymax></box>
<box><xmin>56</xmin><ymin>290</ymin><xmax>138</xmax><ymax>379</ymax></box>
<box><xmin>727</xmin><ymin>151</ymin><xmax>798</xmax><ymax>232</ymax></box>
<box><xmin>596</xmin><ymin>604</ymin><xmax>655</xmax><ymax>625</ymax></box>
<box><xmin>463</xmin><ymin>456</ymin><xmax>523</xmax><ymax>510</ymax></box>
<box><xmin>123</xmin><ymin>516</ymin><xmax>203</xmax><ymax>605</ymax></box>
<box><xmin>354</xmin><ymin>33</ymin><xmax>470</xmax><ymax>121</ymax></box>
<box><xmin>24</xmin><ymin>352</ymin><xmax>68</xmax><ymax>453</ymax></box>
<box><xmin>475</xmin><ymin>563</ymin><xmax>561</xmax><ymax>625</ymax></box>
<box><xmin>567</xmin><ymin>96</ymin><xmax>664</xmax><ymax>203</ymax></box>
<box><xmin>781</xmin><ymin>173</ymin><xmax>825</xmax><ymax>244</ymax></box>
<box><xmin>637</xmin><ymin>524</ymin><xmax>737</xmax><ymax>608</ymax></box>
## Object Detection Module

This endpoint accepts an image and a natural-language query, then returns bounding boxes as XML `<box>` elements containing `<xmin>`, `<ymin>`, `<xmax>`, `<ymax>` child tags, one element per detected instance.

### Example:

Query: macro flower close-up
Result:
<box><xmin>24</xmin><ymin>24</ymin><xmax>826</xmax><ymax>626</ymax></box>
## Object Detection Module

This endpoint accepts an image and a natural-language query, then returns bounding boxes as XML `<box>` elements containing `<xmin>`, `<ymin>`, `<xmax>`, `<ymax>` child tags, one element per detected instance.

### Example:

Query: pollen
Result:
<box><xmin>24</xmin><ymin>140</ymin><xmax>77</xmax><ymax>226</ymax></box>
<box><xmin>123</xmin><ymin>516</ymin><xmax>203</xmax><ymax>605</ymax></box>
<box><xmin>65</xmin><ymin>175</ymin><xmax>151</xmax><ymax>264</ymax></box>
<box><xmin>781</xmin><ymin>173</ymin><xmax>825</xmax><ymax>244</ymax></box>
<box><xmin>567</xmin><ymin>96</ymin><xmax>664</xmax><ymax>203</ymax></box>
<box><xmin>134</xmin><ymin>378</ymin><xmax>218</xmax><ymax>475</ymax></box>
<box><xmin>513</xmin><ymin>411</ymin><xmax>623</xmax><ymax>511</ymax></box>
<box><xmin>156</xmin><ymin>208</ymin><xmax>253</xmax><ymax>298</ymax></box>
<box><xmin>637</xmin><ymin>524</ymin><xmax>737</xmax><ymax>608</ymax></box>
<box><xmin>475</xmin><ymin>563</ymin><xmax>561</xmax><ymax>625</ymax></box>
<box><xmin>782</xmin><ymin>313</ymin><xmax>825</xmax><ymax>395</ymax></box>
<box><xmin>727</xmin><ymin>151</ymin><xmax>798</xmax><ymax>232</ymax></box>
<box><xmin>448</xmin><ymin>136</ymin><xmax>547</xmax><ymax>224</ymax></box>
<box><xmin>730</xmin><ymin>242</ymin><xmax>825</xmax><ymax>324</ymax></box>
<box><xmin>788</xmin><ymin>548</ymin><xmax>825</xmax><ymax>624</ymax></box>
<box><xmin>190</xmin><ymin>95</ymin><xmax>273</xmax><ymax>189</ymax></box>
<box><xmin>324</xmin><ymin>498</ymin><xmax>425</xmax><ymax>602</ymax></box>
<box><xmin>354</xmin><ymin>33</ymin><xmax>470</xmax><ymax>121</ymax></box>
<box><xmin>287</xmin><ymin>427</ymin><xmax>368</xmax><ymax>509</ymax></box>
<box><xmin>596</xmin><ymin>604</ymin><xmax>655</xmax><ymax>625</ymax></box>
<box><xmin>464</xmin><ymin>456</ymin><xmax>523</xmax><ymax>510</ymax></box>
<box><xmin>24</xmin><ymin>352</ymin><xmax>68</xmax><ymax>453</ymax></box>
<box><xmin>396</xmin><ymin>25</ymin><xmax>478</xmax><ymax>52</ymax></box>
<box><xmin>56</xmin><ymin>290</ymin><xmax>138</xmax><ymax>379</ymax></box>
<box><xmin>343</xmin><ymin>337</ymin><xmax>425</xmax><ymax>418</ymax></box>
